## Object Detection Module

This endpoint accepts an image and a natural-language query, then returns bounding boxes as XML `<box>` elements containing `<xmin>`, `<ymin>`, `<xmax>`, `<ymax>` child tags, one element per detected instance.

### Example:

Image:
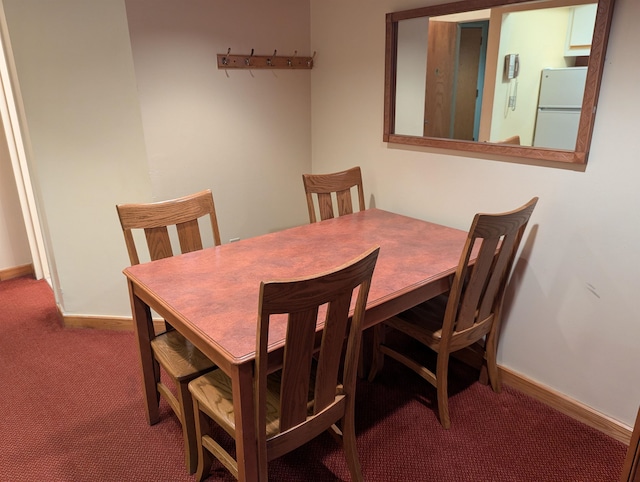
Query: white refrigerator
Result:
<box><xmin>532</xmin><ymin>67</ymin><xmax>588</xmax><ymax>150</ymax></box>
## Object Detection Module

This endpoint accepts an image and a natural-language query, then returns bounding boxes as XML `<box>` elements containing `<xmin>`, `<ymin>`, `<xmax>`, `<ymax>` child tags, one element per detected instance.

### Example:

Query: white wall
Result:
<box><xmin>310</xmin><ymin>0</ymin><xmax>640</xmax><ymax>427</ymax></box>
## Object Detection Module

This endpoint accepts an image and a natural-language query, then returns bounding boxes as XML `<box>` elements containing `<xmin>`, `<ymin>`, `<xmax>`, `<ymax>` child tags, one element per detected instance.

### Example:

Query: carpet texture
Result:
<box><xmin>0</xmin><ymin>276</ymin><xmax>627</xmax><ymax>481</ymax></box>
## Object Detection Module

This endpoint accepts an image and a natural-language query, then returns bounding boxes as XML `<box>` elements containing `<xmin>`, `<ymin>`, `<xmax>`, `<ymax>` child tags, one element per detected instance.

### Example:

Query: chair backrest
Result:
<box><xmin>497</xmin><ymin>135</ymin><xmax>521</xmax><ymax>145</ymax></box>
<box><xmin>116</xmin><ymin>189</ymin><xmax>221</xmax><ymax>265</ymax></box>
<box><xmin>443</xmin><ymin>197</ymin><xmax>538</xmax><ymax>344</ymax></box>
<box><xmin>302</xmin><ymin>166</ymin><xmax>366</xmax><ymax>223</ymax></box>
<box><xmin>254</xmin><ymin>245</ymin><xmax>380</xmax><ymax>466</ymax></box>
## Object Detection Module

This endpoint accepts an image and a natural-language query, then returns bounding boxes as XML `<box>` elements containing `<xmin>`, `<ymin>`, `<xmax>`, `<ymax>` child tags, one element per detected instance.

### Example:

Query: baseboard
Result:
<box><xmin>499</xmin><ymin>365</ymin><xmax>632</xmax><ymax>445</ymax></box>
<box><xmin>62</xmin><ymin>313</ymin><xmax>165</xmax><ymax>334</ymax></box>
<box><xmin>0</xmin><ymin>263</ymin><xmax>34</xmax><ymax>281</ymax></box>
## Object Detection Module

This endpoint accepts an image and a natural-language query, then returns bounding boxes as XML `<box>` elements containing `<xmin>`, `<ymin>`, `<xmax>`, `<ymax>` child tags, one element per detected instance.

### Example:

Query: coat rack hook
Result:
<box><xmin>287</xmin><ymin>50</ymin><xmax>297</xmax><ymax>67</ymax></box>
<box><xmin>267</xmin><ymin>49</ymin><xmax>277</xmax><ymax>67</ymax></box>
<box><xmin>245</xmin><ymin>49</ymin><xmax>254</xmax><ymax>66</ymax></box>
<box><xmin>221</xmin><ymin>47</ymin><xmax>231</xmax><ymax>66</ymax></box>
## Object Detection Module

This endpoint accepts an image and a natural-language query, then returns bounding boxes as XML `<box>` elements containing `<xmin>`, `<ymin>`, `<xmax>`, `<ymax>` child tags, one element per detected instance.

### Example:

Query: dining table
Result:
<box><xmin>123</xmin><ymin>208</ymin><xmax>470</xmax><ymax>481</ymax></box>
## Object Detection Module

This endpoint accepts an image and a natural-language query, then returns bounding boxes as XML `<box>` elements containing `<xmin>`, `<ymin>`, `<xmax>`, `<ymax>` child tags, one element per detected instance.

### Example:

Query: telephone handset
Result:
<box><xmin>503</xmin><ymin>54</ymin><xmax>520</xmax><ymax>113</ymax></box>
<box><xmin>504</xmin><ymin>53</ymin><xmax>520</xmax><ymax>80</ymax></box>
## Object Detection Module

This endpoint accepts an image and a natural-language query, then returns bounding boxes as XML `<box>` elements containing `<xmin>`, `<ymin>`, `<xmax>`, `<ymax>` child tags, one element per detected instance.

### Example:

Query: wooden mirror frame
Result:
<box><xmin>383</xmin><ymin>0</ymin><xmax>615</xmax><ymax>166</ymax></box>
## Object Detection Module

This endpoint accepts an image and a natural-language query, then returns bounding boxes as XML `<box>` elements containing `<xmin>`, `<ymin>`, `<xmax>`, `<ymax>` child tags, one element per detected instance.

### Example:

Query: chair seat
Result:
<box><xmin>151</xmin><ymin>331</ymin><xmax>215</xmax><ymax>380</ymax></box>
<box><xmin>190</xmin><ymin>368</ymin><xmax>326</xmax><ymax>439</ymax></box>
<box><xmin>385</xmin><ymin>294</ymin><xmax>449</xmax><ymax>348</ymax></box>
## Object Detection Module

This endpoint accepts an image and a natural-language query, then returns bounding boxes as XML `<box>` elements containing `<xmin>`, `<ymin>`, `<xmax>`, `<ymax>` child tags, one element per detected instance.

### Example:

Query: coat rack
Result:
<box><xmin>217</xmin><ymin>49</ymin><xmax>314</xmax><ymax>70</ymax></box>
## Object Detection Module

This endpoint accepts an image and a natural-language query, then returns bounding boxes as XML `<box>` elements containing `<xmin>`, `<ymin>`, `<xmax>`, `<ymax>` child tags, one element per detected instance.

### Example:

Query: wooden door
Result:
<box><xmin>453</xmin><ymin>26</ymin><xmax>482</xmax><ymax>141</ymax></box>
<box><xmin>423</xmin><ymin>20</ymin><xmax>457</xmax><ymax>138</ymax></box>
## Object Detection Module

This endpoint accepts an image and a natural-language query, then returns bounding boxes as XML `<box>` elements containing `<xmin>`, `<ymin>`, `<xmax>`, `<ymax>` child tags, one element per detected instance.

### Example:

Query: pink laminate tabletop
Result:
<box><xmin>124</xmin><ymin>208</ymin><xmax>468</xmax><ymax>366</ymax></box>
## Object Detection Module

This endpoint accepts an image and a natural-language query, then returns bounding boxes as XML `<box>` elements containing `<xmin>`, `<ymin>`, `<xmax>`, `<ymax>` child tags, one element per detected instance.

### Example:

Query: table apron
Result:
<box><xmin>364</xmin><ymin>274</ymin><xmax>453</xmax><ymax>328</ymax></box>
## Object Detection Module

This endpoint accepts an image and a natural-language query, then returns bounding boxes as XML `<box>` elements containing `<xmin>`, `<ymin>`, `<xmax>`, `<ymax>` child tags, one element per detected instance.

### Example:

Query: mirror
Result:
<box><xmin>384</xmin><ymin>0</ymin><xmax>615</xmax><ymax>165</ymax></box>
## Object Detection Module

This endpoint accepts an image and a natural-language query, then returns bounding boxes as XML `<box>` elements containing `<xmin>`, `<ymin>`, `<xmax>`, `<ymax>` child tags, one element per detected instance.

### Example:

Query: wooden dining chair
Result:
<box><xmin>369</xmin><ymin>197</ymin><xmax>538</xmax><ymax>429</ymax></box>
<box><xmin>188</xmin><ymin>246</ymin><xmax>380</xmax><ymax>481</ymax></box>
<box><xmin>116</xmin><ymin>189</ymin><xmax>221</xmax><ymax>474</ymax></box>
<box><xmin>302</xmin><ymin>166</ymin><xmax>366</xmax><ymax>223</ymax></box>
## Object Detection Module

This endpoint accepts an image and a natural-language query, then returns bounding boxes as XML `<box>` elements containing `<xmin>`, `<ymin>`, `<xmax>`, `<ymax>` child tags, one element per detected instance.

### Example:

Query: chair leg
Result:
<box><xmin>436</xmin><ymin>354</ymin><xmax>451</xmax><ymax>429</ymax></box>
<box><xmin>478</xmin><ymin>364</ymin><xmax>490</xmax><ymax>386</ymax></box>
<box><xmin>153</xmin><ymin>358</ymin><xmax>162</xmax><ymax>408</ymax></box>
<box><xmin>177</xmin><ymin>379</ymin><xmax>199</xmax><ymax>474</ymax></box>
<box><xmin>342</xmin><ymin>412</ymin><xmax>363</xmax><ymax>482</ymax></box>
<box><xmin>367</xmin><ymin>324</ymin><xmax>385</xmax><ymax>382</ymax></box>
<box><xmin>485</xmin><ymin>330</ymin><xmax>502</xmax><ymax>393</ymax></box>
<box><xmin>193</xmin><ymin>400</ymin><xmax>214</xmax><ymax>482</ymax></box>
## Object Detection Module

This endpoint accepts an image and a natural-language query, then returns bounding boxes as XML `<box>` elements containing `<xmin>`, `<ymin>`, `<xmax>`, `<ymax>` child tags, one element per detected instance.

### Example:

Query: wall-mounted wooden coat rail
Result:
<box><xmin>217</xmin><ymin>49</ymin><xmax>314</xmax><ymax>69</ymax></box>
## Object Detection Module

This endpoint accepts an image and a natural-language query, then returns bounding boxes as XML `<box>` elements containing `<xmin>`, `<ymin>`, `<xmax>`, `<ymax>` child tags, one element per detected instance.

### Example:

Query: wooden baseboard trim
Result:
<box><xmin>499</xmin><ymin>365</ymin><xmax>632</xmax><ymax>445</ymax></box>
<box><xmin>63</xmin><ymin>314</ymin><xmax>137</xmax><ymax>331</ymax></box>
<box><xmin>0</xmin><ymin>263</ymin><xmax>34</xmax><ymax>281</ymax></box>
<box><xmin>62</xmin><ymin>314</ymin><xmax>165</xmax><ymax>333</ymax></box>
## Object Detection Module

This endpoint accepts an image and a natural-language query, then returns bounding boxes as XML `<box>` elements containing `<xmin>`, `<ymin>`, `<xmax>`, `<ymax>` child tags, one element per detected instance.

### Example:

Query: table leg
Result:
<box><xmin>232</xmin><ymin>363</ymin><xmax>260</xmax><ymax>482</ymax></box>
<box><xmin>128</xmin><ymin>280</ymin><xmax>160</xmax><ymax>425</ymax></box>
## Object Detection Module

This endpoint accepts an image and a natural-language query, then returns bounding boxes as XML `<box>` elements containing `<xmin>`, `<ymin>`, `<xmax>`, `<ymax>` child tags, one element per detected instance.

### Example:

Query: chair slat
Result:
<box><xmin>336</xmin><ymin>189</ymin><xmax>355</xmax><ymax>217</ymax></box>
<box><xmin>456</xmin><ymin>236</ymin><xmax>500</xmax><ymax>331</ymax></box>
<box><xmin>315</xmin><ymin>293</ymin><xmax>352</xmax><ymax>412</ymax></box>
<box><xmin>176</xmin><ymin>219</ymin><xmax>204</xmax><ymax>254</ymax></box>
<box><xmin>144</xmin><ymin>226</ymin><xmax>174</xmax><ymax>261</ymax></box>
<box><xmin>317</xmin><ymin>192</ymin><xmax>335</xmax><ymax>221</ymax></box>
<box><xmin>279</xmin><ymin>309</ymin><xmax>318</xmax><ymax>432</ymax></box>
<box><xmin>477</xmin><ymin>234</ymin><xmax>517</xmax><ymax>321</ymax></box>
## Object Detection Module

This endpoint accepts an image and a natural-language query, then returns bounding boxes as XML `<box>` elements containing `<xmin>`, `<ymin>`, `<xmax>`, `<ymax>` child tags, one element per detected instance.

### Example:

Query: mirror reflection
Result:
<box><xmin>394</xmin><ymin>1</ymin><xmax>598</xmax><ymax>149</ymax></box>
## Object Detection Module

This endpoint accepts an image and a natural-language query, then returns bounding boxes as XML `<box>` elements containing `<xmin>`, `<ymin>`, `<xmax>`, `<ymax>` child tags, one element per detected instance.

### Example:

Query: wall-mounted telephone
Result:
<box><xmin>504</xmin><ymin>53</ymin><xmax>520</xmax><ymax>80</ymax></box>
<box><xmin>503</xmin><ymin>54</ymin><xmax>520</xmax><ymax>114</ymax></box>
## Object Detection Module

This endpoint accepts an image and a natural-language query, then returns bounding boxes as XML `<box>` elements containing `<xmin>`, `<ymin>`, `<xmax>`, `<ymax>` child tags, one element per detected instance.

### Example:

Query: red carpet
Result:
<box><xmin>0</xmin><ymin>276</ymin><xmax>626</xmax><ymax>481</ymax></box>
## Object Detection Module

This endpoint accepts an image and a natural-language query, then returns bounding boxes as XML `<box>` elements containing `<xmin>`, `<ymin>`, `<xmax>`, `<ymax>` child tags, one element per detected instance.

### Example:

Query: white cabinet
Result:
<box><xmin>565</xmin><ymin>3</ymin><xmax>597</xmax><ymax>57</ymax></box>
